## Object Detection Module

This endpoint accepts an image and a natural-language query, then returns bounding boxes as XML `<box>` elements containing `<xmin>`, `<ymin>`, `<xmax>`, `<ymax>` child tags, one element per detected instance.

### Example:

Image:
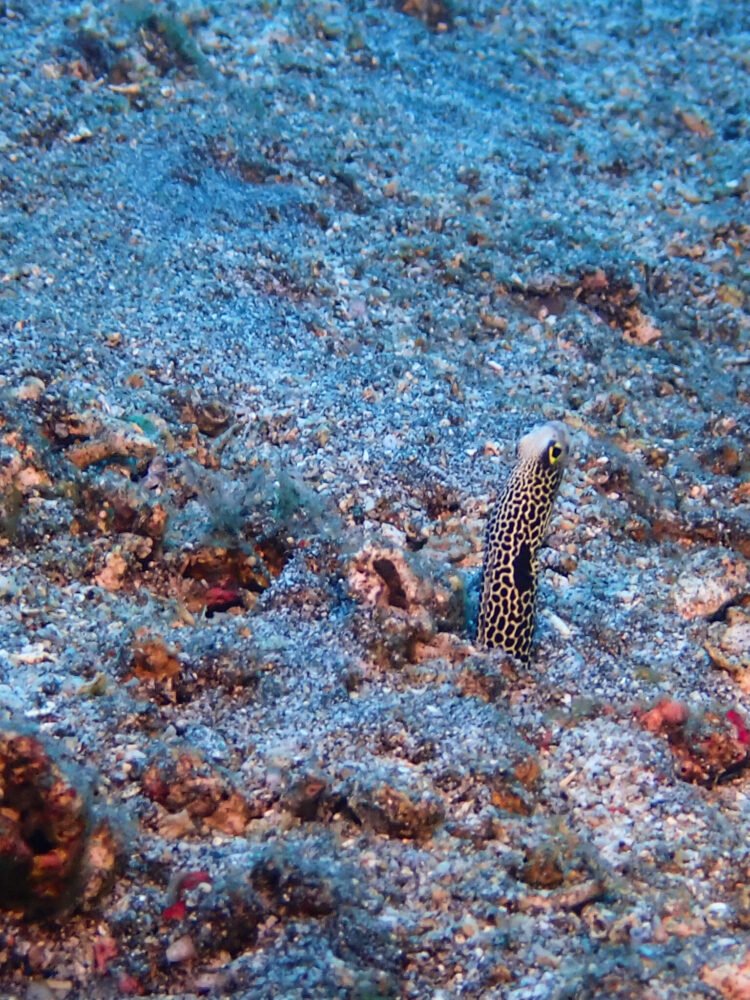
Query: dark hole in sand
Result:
<box><xmin>25</xmin><ymin>827</ymin><xmax>54</xmax><ymax>856</ymax></box>
<box><xmin>373</xmin><ymin>558</ymin><xmax>409</xmax><ymax>610</ymax></box>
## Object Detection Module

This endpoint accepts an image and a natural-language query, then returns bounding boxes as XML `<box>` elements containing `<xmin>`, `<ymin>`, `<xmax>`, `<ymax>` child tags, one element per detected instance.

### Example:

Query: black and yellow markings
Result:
<box><xmin>477</xmin><ymin>422</ymin><xmax>570</xmax><ymax>662</ymax></box>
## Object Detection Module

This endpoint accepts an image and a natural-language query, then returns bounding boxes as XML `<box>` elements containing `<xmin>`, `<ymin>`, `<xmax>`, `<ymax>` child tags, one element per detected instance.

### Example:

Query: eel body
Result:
<box><xmin>477</xmin><ymin>421</ymin><xmax>570</xmax><ymax>662</ymax></box>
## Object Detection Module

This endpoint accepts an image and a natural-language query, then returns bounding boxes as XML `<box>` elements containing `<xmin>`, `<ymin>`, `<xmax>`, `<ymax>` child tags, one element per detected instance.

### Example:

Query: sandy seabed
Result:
<box><xmin>1</xmin><ymin>1</ymin><xmax>749</xmax><ymax>997</ymax></box>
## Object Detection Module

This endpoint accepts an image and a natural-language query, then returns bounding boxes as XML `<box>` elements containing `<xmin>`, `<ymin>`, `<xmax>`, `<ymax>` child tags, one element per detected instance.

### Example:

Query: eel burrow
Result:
<box><xmin>477</xmin><ymin>421</ymin><xmax>570</xmax><ymax>662</ymax></box>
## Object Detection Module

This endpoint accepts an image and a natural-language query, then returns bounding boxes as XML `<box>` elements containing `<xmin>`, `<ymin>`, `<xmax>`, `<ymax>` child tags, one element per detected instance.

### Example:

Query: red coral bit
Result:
<box><xmin>162</xmin><ymin>869</ymin><xmax>212</xmax><ymax>920</ymax></box>
<box><xmin>117</xmin><ymin>972</ymin><xmax>144</xmax><ymax>995</ymax></box>
<box><xmin>178</xmin><ymin>870</ymin><xmax>212</xmax><ymax>892</ymax></box>
<box><xmin>641</xmin><ymin>699</ymin><xmax>688</xmax><ymax>734</ymax></box>
<box><xmin>93</xmin><ymin>936</ymin><xmax>118</xmax><ymax>974</ymax></box>
<box><xmin>204</xmin><ymin>583</ymin><xmax>243</xmax><ymax>614</ymax></box>
<box><xmin>535</xmin><ymin>729</ymin><xmax>554</xmax><ymax>751</ymax></box>
<box><xmin>726</xmin><ymin>709</ymin><xmax>750</xmax><ymax>746</ymax></box>
<box><xmin>162</xmin><ymin>899</ymin><xmax>187</xmax><ymax>922</ymax></box>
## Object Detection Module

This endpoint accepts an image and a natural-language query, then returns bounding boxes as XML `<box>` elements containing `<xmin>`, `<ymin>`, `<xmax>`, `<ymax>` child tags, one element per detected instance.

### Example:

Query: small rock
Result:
<box><xmin>65</xmin><ymin>122</ymin><xmax>93</xmax><ymax>143</ymax></box>
<box><xmin>94</xmin><ymin>551</ymin><xmax>129</xmax><ymax>591</ymax></box>
<box><xmin>348</xmin><ymin>546</ymin><xmax>425</xmax><ymax>613</ymax></box>
<box><xmin>166</xmin><ymin>934</ymin><xmax>196</xmax><ymax>964</ymax></box>
<box><xmin>519</xmin><ymin>844</ymin><xmax>565</xmax><ymax>889</ymax></box>
<box><xmin>13</xmin><ymin>376</ymin><xmax>46</xmax><ymax>401</ymax></box>
<box><xmin>130</xmin><ymin>634</ymin><xmax>182</xmax><ymax>684</ymax></box>
<box><xmin>60</xmin><ymin>411</ymin><xmax>157</xmax><ymax>470</ymax></box>
<box><xmin>156</xmin><ymin>807</ymin><xmax>197</xmax><ymax>840</ymax></box>
<box><xmin>194</xmin><ymin>397</ymin><xmax>232</xmax><ymax>437</ymax></box>
<box><xmin>0</xmin><ymin>573</ymin><xmax>19</xmax><ymax>599</ymax></box>
<box><xmin>282</xmin><ymin>773</ymin><xmax>329</xmax><ymax>821</ymax></box>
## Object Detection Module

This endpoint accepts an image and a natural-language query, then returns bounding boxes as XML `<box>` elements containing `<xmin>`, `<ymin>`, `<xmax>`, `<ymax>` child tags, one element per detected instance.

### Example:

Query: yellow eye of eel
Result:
<box><xmin>477</xmin><ymin>421</ymin><xmax>570</xmax><ymax>663</ymax></box>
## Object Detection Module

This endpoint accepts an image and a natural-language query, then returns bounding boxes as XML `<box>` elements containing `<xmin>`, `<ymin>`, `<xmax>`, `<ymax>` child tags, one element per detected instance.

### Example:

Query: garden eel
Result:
<box><xmin>477</xmin><ymin>421</ymin><xmax>570</xmax><ymax>662</ymax></box>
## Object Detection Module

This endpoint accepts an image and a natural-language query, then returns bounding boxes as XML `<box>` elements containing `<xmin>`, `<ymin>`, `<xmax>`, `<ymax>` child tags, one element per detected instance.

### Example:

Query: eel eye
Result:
<box><xmin>547</xmin><ymin>443</ymin><xmax>563</xmax><ymax>465</ymax></box>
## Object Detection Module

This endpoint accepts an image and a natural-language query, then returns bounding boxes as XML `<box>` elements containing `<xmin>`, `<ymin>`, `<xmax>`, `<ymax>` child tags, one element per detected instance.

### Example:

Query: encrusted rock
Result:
<box><xmin>455</xmin><ymin>653</ymin><xmax>517</xmax><ymax>701</ymax></box>
<box><xmin>486</xmin><ymin>768</ymin><xmax>538</xmax><ymax>816</ymax></box>
<box><xmin>395</xmin><ymin>0</ymin><xmax>453</xmax><ymax>31</ymax></box>
<box><xmin>56</xmin><ymin>410</ymin><xmax>158</xmax><ymax>471</ymax></box>
<box><xmin>347</xmin><ymin>544</ymin><xmax>465</xmax><ymax>666</ymax></box>
<box><xmin>0</xmin><ymin>729</ymin><xmax>117</xmax><ymax>916</ymax></box>
<box><xmin>672</xmin><ymin>553</ymin><xmax>748</xmax><ymax>619</ymax></box>
<box><xmin>79</xmin><ymin>477</ymin><xmax>168</xmax><ymax>540</ymax></box>
<box><xmin>0</xmin><ymin>435</ymin><xmax>51</xmax><ymax>495</ymax></box>
<box><xmin>91</xmin><ymin>531</ymin><xmax>155</xmax><ymax>591</ymax></box>
<box><xmin>178</xmin><ymin>546</ymin><xmax>271</xmax><ymax>612</ymax></box>
<box><xmin>640</xmin><ymin>702</ymin><xmax>750</xmax><ymax>785</ymax></box>
<box><xmin>142</xmin><ymin>749</ymin><xmax>254</xmax><ymax>835</ymax></box>
<box><xmin>130</xmin><ymin>633</ymin><xmax>182</xmax><ymax>685</ymax></box>
<box><xmin>348</xmin><ymin>545</ymin><xmax>433</xmax><ymax>616</ymax></box>
<box><xmin>706</xmin><ymin>607</ymin><xmax>750</xmax><ymax>692</ymax></box>
<box><xmin>346</xmin><ymin>766</ymin><xmax>445</xmax><ymax>840</ymax></box>
<box><xmin>701</xmin><ymin>950</ymin><xmax>750</xmax><ymax>999</ymax></box>
<box><xmin>640</xmin><ymin>699</ymin><xmax>689</xmax><ymax>732</ymax></box>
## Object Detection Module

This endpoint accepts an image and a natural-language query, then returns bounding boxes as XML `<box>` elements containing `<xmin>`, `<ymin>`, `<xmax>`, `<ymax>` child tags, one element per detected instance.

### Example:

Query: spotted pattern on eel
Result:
<box><xmin>477</xmin><ymin>421</ymin><xmax>570</xmax><ymax>662</ymax></box>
